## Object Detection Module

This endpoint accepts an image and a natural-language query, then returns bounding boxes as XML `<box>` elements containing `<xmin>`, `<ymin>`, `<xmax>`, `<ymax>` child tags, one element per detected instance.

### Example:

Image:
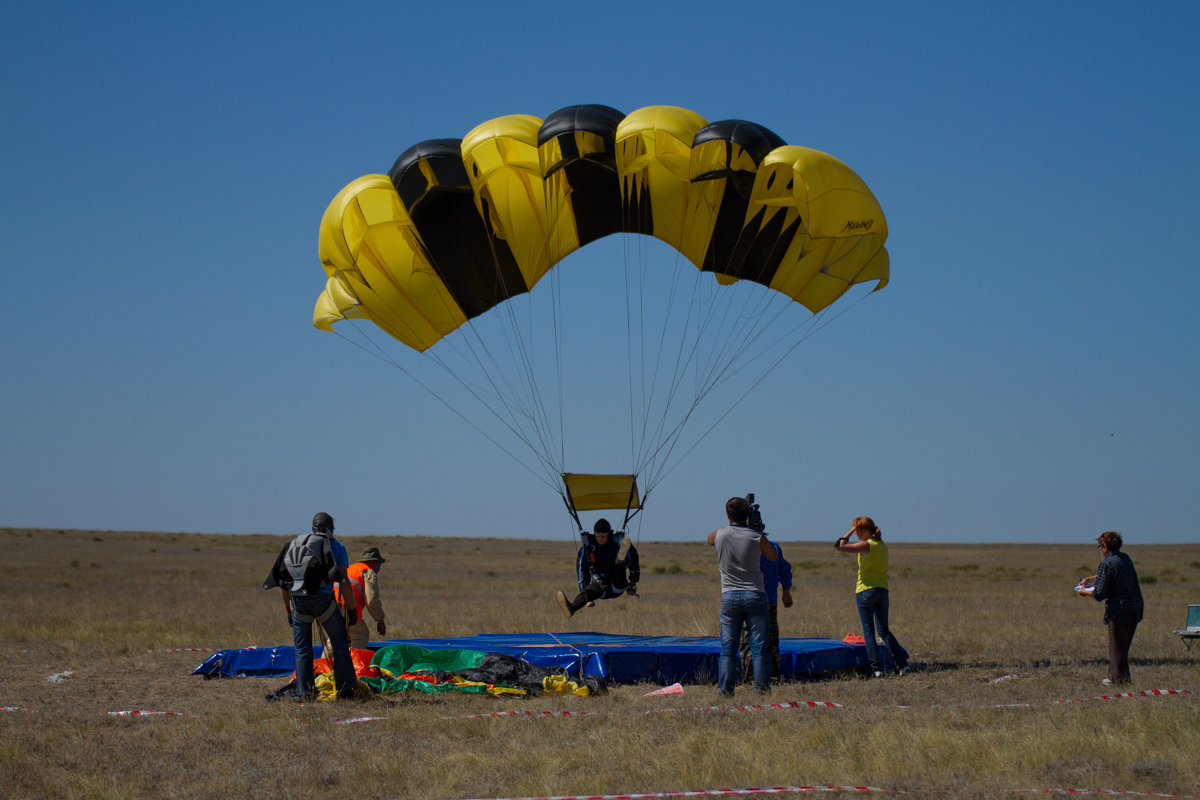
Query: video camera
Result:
<box><xmin>745</xmin><ymin>493</ymin><xmax>765</xmax><ymax>533</ymax></box>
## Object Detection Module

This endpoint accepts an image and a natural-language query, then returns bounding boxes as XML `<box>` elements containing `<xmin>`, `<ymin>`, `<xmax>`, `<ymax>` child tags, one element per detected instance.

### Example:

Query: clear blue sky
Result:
<box><xmin>3</xmin><ymin>2</ymin><xmax>1197</xmax><ymax>545</ymax></box>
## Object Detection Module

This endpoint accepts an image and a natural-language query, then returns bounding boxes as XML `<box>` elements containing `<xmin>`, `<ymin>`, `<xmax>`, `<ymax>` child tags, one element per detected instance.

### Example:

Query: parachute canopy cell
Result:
<box><xmin>314</xmin><ymin>104</ymin><xmax>889</xmax><ymax>352</ymax></box>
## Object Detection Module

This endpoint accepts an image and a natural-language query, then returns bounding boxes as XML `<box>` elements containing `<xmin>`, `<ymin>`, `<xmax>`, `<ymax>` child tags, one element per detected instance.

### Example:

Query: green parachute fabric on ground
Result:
<box><xmin>361</xmin><ymin>644</ymin><xmax>492</xmax><ymax>695</ymax></box>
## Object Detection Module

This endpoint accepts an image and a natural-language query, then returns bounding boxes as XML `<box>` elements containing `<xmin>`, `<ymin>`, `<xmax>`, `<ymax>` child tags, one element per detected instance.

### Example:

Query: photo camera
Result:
<box><xmin>745</xmin><ymin>492</ymin><xmax>765</xmax><ymax>533</ymax></box>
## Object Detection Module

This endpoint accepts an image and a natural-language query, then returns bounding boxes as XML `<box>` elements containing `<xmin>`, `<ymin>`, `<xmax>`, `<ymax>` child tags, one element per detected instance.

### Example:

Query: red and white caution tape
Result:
<box><xmin>105</xmin><ymin>710</ymin><xmax>191</xmax><ymax>717</ymax></box>
<box><xmin>445</xmin><ymin>785</ymin><xmax>901</xmax><ymax>799</ymax></box>
<box><xmin>328</xmin><ymin>716</ymin><xmax>388</xmax><ymax>724</ymax></box>
<box><xmin>889</xmin><ymin>689</ymin><xmax>1197</xmax><ymax>711</ymax></box>
<box><xmin>2</xmin><ymin>706</ymin><xmax>35</xmax><ymax>713</ymax></box>
<box><xmin>441</xmin><ymin>709</ymin><xmax>610</xmax><ymax>721</ymax></box>
<box><xmin>1054</xmin><ymin>689</ymin><xmax>1196</xmax><ymax>705</ymax></box>
<box><xmin>439</xmin><ymin>699</ymin><xmax>840</xmax><ymax>722</ymax></box>
<box><xmin>143</xmin><ymin>648</ymin><xmax>214</xmax><ymax>653</ymax></box>
<box><xmin>659</xmin><ymin>700</ymin><xmax>843</xmax><ymax>714</ymax></box>
<box><xmin>1017</xmin><ymin>789</ymin><xmax>1197</xmax><ymax>798</ymax></box>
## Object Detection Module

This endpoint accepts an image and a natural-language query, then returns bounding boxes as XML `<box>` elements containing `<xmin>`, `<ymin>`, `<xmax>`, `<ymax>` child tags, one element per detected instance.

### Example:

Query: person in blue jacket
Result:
<box><xmin>742</xmin><ymin>539</ymin><xmax>793</xmax><ymax>682</ymax></box>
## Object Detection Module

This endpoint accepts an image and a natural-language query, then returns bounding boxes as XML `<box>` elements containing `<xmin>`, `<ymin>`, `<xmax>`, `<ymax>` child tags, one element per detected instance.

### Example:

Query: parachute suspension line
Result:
<box><xmin>549</xmin><ymin>264</ymin><xmax>567</xmax><ymax>476</ymax></box>
<box><xmin>648</xmin><ymin>288</ymin><xmax>878</xmax><ymax>490</ymax></box>
<box><xmin>423</xmin><ymin>342</ymin><xmax>560</xmax><ymax>490</ymax></box>
<box><xmin>641</xmin><ymin>287</ymin><xmax>817</xmax><ymax>494</ymax></box>
<box><xmin>623</xmin><ymin>226</ymin><xmax>638</xmax><ymax>474</ymax></box>
<box><xmin>634</xmin><ymin>252</ymin><xmax>701</xmax><ymax>485</ymax></box>
<box><xmin>539</xmin><ymin>178</ymin><xmax>569</xmax><ymax>484</ymax></box>
<box><xmin>620</xmin><ymin>225</ymin><xmax>695</xmax><ymax>482</ymax></box>
<box><xmin>635</xmin><ymin>252</ymin><xmax>741</xmax><ymax>489</ymax></box>
<box><xmin>627</xmin><ymin>207</ymin><xmax>796</xmax><ymax>496</ymax></box>
<box><xmin>623</xmin><ymin>225</ymin><xmax>661</xmax><ymax>476</ymax></box>
<box><xmin>543</xmin><ymin>176</ymin><xmax>583</xmax><ymax>543</ymax></box>
<box><xmin>431</xmin><ymin>317</ymin><xmax>562</xmax><ymax>488</ymax></box>
<box><xmin>637</xmin><ymin>291</ymin><xmax>793</xmax><ymax>495</ymax></box>
<box><xmin>451</xmin><ymin>311</ymin><xmax>566</xmax><ymax>489</ymax></box>
<box><xmin>485</xmin><ymin>291</ymin><xmax>567</xmax><ymax>483</ymax></box>
<box><xmin>643</xmin><ymin>252</ymin><xmax>698</xmax><ymax>476</ymax></box>
<box><xmin>328</xmin><ymin>325</ymin><xmax>559</xmax><ymax>494</ymax></box>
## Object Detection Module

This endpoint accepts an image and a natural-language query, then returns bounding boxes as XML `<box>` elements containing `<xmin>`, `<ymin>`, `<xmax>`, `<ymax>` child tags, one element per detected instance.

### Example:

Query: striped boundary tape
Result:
<box><xmin>1017</xmin><ymin>790</ymin><xmax>1198</xmax><ymax>798</ymax></box>
<box><xmin>659</xmin><ymin>700</ymin><xmax>843</xmax><ymax>714</ymax></box>
<box><xmin>433</xmin><ymin>690</ymin><xmax>1200</xmax><ymax>723</ymax></box>
<box><xmin>105</xmin><ymin>710</ymin><xmax>191</xmax><ymax>717</ymax></box>
<box><xmin>444</xmin><ymin>786</ymin><xmax>901</xmax><ymax>799</ymax></box>
<box><xmin>438</xmin><ymin>709</ymin><xmax>609</xmax><ymax>721</ymax></box>
<box><xmin>1054</xmin><ymin>689</ymin><xmax>1195</xmax><ymax>704</ymax></box>
<box><xmin>887</xmin><ymin>689</ymin><xmax>1198</xmax><ymax>711</ymax></box>
<box><xmin>435</xmin><ymin>699</ymin><xmax>842</xmax><ymax>722</ymax></box>
<box><xmin>143</xmin><ymin>648</ymin><xmax>214</xmax><ymax>653</ymax></box>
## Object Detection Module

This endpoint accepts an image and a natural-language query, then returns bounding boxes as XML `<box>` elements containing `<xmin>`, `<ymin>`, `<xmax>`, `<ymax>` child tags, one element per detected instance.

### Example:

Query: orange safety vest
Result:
<box><xmin>336</xmin><ymin>561</ymin><xmax>369</xmax><ymax>616</ymax></box>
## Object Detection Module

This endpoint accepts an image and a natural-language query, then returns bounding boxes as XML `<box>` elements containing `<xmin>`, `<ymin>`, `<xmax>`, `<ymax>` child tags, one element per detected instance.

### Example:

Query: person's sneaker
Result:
<box><xmin>872</xmin><ymin>670</ymin><xmax>885</xmax><ymax>679</ymax></box>
<box><xmin>556</xmin><ymin>591</ymin><xmax>574</xmax><ymax>619</ymax></box>
<box><xmin>896</xmin><ymin>666</ymin><xmax>909</xmax><ymax>677</ymax></box>
<box><xmin>617</xmin><ymin>534</ymin><xmax>632</xmax><ymax>564</ymax></box>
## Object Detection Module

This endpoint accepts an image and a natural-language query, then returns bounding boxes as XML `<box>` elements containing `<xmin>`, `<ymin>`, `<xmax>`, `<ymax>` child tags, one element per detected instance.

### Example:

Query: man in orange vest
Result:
<box><xmin>342</xmin><ymin>547</ymin><xmax>389</xmax><ymax>650</ymax></box>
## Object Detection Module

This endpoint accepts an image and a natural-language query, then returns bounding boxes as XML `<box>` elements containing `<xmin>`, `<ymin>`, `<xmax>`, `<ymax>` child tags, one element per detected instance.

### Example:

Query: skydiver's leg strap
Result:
<box><xmin>291</xmin><ymin>596</ymin><xmax>338</xmax><ymax>625</ymax></box>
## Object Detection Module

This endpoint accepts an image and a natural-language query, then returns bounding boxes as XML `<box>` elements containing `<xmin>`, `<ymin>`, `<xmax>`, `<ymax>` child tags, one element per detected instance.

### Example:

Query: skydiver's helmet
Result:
<box><xmin>312</xmin><ymin>512</ymin><xmax>335</xmax><ymax>534</ymax></box>
<box><xmin>585</xmin><ymin>518</ymin><xmax>614</xmax><ymax>548</ymax></box>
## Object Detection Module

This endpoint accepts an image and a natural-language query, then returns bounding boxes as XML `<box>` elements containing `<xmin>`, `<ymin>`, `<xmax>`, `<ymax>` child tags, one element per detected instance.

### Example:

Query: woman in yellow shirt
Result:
<box><xmin>835</xmin><ymin>516</ymin><xmax>910</xmax><ymax>677</ymax></box>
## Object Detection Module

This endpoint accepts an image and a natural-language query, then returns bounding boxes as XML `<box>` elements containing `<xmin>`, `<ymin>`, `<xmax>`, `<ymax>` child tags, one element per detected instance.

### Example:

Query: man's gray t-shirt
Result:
<box><xmin>714</xmin><ymin>525</ymin><xmax>766</xmax><ymax>593</ymax></box>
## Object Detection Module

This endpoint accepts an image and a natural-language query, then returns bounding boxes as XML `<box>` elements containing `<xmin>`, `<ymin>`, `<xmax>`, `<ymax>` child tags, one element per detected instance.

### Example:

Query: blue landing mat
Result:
<box><xmin>193</xmin><ymin>632</ymin><xmax>887</xmax><ymax>683</ymax></box>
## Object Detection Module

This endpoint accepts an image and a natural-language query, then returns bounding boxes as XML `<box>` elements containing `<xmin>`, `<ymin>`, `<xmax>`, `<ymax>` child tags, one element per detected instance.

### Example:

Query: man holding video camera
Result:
<box><xmin>740</xmin><ymin>494</ymin><xmax>793</xmax><ymax>683</ymax></box>
<box><xmin>707</xmin><ymin>495</ymin><xmax>778</xmax><ymax>695</ymax></box>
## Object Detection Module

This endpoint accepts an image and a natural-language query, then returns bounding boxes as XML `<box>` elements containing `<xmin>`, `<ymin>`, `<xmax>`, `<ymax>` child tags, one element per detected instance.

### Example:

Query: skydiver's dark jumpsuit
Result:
<box><xmin>561</xmin><ymin>532</ymin><xmax>640</xmax><ymax>614</ymax></box>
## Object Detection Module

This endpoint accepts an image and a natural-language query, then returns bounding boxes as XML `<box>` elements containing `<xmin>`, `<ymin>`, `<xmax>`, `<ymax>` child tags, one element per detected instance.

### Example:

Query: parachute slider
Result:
<box><xmin>561</xmin><ymin>473</ymin><xmax>642</xmax><ymax>531</ymax></box>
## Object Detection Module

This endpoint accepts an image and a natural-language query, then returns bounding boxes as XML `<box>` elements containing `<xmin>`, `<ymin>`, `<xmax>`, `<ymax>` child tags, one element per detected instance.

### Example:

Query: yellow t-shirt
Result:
<box><xmin>855</xmin><ymin>538</ymin><xmax>889</xmax><ymax>593</ymax></box>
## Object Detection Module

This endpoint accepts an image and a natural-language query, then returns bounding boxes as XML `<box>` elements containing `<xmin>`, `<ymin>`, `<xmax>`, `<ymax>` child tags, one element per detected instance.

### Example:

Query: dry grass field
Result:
<box><xmin>2</xmin><ymin>526</ymin><xmax>1198</xmax><ymax>799</ymax></box>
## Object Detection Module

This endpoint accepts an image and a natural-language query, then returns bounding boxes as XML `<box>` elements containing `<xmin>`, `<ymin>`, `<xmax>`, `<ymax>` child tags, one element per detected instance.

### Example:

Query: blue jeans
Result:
<box><xmin>291</xmin><ymin>593</ymin><xmax>357</xmax><ymax>699</ymax></box>
<box><xmin>855</xmin><ymin>587</ymin><xmax>908</xmax><ymax>673</ymax></box>
<box><xmin>719</xmin><ymin>590</ymin><xmax>770</xmax><ymax>694</ymax></box>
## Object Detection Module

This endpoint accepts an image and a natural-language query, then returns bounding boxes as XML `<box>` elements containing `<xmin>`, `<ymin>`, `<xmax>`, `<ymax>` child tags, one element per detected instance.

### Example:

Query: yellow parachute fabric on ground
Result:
<box><xmin>312</xmin><ymin>672</ymin><xmax>371</xmax><ymax>702</ymax></box>
<box><xmin>542</xmin><ymin>673</ymin><xmax>591</xmax><ymax>697</ymax></box>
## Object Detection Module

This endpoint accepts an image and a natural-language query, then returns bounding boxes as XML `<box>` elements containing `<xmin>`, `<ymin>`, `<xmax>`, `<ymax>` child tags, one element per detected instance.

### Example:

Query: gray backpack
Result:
<box><xmin>278</xmin><ymin>532</ymin><xmax>336</xmax><ymax>596</ymax></box>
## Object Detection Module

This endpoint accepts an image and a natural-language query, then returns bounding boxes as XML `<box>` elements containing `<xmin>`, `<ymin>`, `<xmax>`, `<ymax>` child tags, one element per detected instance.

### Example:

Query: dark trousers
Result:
<box><xmin>742</xmin><ymin>602</ymin><xmax>780</xmax><ymax>682</ymax></box>
<box><xmin>1107</xmin><ymin>619</ymin><xmax>1137</xmax><ymax>684</ymax></box>
<box><xmin>566</xmin><ymin>571</ymin><xmax>628</xmax><ymax>612</ymax></box>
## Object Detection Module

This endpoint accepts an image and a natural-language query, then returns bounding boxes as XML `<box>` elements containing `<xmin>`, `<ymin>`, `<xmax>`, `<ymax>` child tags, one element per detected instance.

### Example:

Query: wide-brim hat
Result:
<box><xmin>359</xmin><ymin>546</ymin><xmax>387</xmax><ymax>563</ymax></box>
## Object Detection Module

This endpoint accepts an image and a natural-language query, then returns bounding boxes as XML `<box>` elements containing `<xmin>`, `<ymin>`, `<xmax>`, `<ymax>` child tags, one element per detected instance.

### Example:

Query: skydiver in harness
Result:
<box><xmin>556</xmin><ymin>518</ymin><xmax>640</xmax><ymax>618</ymax></box>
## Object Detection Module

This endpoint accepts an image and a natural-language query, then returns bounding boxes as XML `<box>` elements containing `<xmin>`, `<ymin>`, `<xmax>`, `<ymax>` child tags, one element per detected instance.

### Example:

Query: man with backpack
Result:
<box><xmin>265</xmin><ymin>512</ymin><xmax>358</xmax><ymax>701</ymax></box>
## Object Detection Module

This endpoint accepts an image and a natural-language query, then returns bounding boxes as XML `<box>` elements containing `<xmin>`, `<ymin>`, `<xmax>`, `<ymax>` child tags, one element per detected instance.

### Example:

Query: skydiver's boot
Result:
<box><xmin>556</xmin><ymin>591</ymin><xmax>574</xmax><ymax>619</ymax></box>
<box><xmin>616</xmin><ymin>534</ymin><xmax>631</xmax><ymax>565</ymax></box>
